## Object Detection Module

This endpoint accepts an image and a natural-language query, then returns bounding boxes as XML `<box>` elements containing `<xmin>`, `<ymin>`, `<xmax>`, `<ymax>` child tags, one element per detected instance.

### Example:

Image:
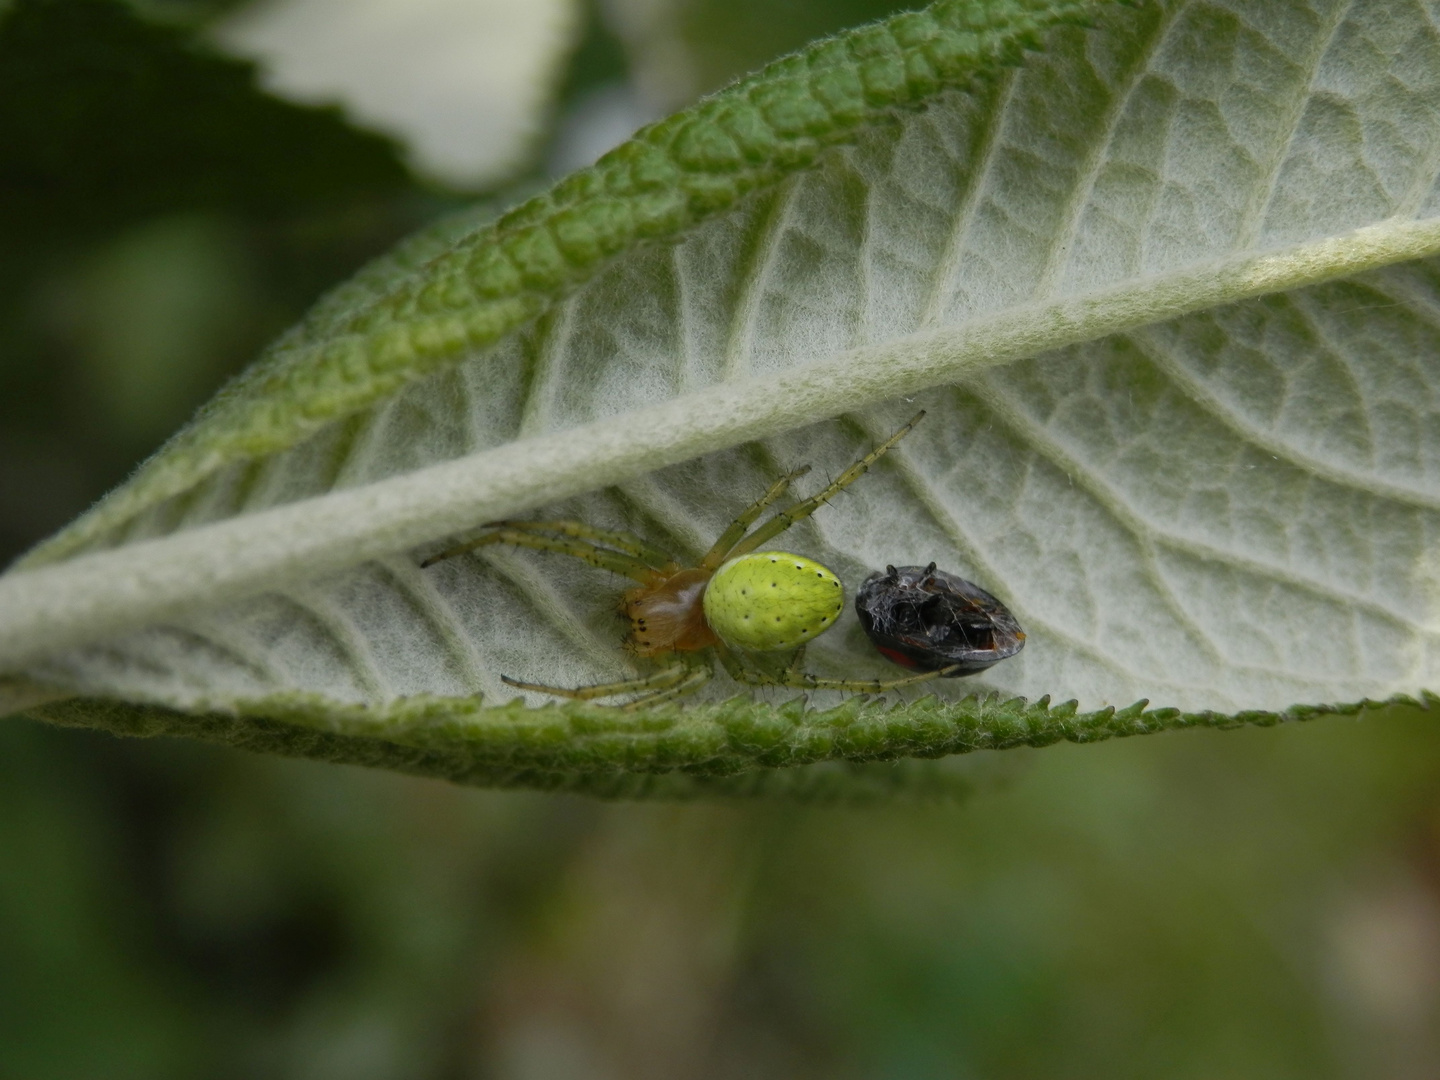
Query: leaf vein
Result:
<box><xmin>919</xmin><ymin>68</ymin><xmax>1019</xmax><ymax>327</ymax></box>
<box><xmin>375</xmin><ymin>556</ymin><xmax>489</xmax><ymax>698</ymax></box>
<box><xmin>280</xmin><ymin>586</ymin><xmax>389</xmax><ymax>702</ymax></box>
<box><xmin>1129</xmin><ymin>326</ymin><xmax>1440</xmax><ymax>510</ymax></box>
<box><xmin>724</xmin><ymin>183</ymin><xmax>796</xmax><ymax>381</ymax></box>
<box><xmin>1034</xmin><ymin>2</ymin><xmax>1180</xmax><ymax>296</ymax></box>
<box><xmin>1244</xmin><ymin>0</ymin><xmax>1360</xmax><ymax>247</ymax></box>
<box><xmin>969</xmin><ymin>372</ymin><xmax>1434</xmax><ymax>637</ymax></box>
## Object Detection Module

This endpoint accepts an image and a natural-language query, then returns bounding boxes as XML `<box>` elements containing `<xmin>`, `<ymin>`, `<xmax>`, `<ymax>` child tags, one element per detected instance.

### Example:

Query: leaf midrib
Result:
<box><xmin>3</xmin><ymin>213</ymin><xmax>1440</xmax><ymax>672</ymax></box>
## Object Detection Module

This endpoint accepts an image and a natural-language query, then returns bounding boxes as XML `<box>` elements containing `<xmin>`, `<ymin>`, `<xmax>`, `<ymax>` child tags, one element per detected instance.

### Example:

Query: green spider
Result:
<box><xmin>421</xmin><ymin>412</ymin><xmax>957</xmax><ymax>707</ymax></box>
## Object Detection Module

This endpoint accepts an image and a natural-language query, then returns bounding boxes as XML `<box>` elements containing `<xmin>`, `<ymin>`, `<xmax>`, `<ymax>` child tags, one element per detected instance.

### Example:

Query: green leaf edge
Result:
<box><xmin>23</xmin><ymin>0</ymin><xmax>1123</xmax><ymax>568</ymax></box>
<box><xmin>25</xmin><ymin>688</ymin><xmax>1427</xmax><ymax>800</ymax></box>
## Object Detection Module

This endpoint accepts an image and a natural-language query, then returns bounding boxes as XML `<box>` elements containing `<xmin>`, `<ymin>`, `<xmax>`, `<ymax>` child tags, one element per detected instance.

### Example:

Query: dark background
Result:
<box><xmin>3</xmin><ymin>1</ymin><xmax>1438</xmax><ymax>1076</ymax></box>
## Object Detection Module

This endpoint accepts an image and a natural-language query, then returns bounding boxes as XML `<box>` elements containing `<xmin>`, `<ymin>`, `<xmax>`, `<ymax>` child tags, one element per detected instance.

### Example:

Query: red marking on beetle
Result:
<box><xmin>878</xmin><ymin>646</ymin><xmax>919</xmax><ymax>669</ymax></box>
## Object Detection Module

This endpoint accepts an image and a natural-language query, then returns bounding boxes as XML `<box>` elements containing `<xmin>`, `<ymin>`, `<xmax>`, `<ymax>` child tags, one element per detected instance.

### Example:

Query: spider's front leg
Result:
<box><xmin>494</xmin><ymin>519</ymin><xmax>676</xmax><ymax>571</ymax></box>
<box><xmin>421</xmin><ymin>524</ymin><xmax>665</xmax><ymax>583</ymax></box>
<box><xmin>700</xmin><ymin>465</ymin><xmax>812</xmax><ymax>570</ymax></box>
<box><xmin>726</xmin><ymin>411</ymin><xmax>925</xmax><ymax>559</ymax></box>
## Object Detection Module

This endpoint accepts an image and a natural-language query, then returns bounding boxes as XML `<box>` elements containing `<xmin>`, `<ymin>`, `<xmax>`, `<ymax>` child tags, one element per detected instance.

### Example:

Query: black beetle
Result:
<box><xmin>855</xmin><ymin>563</ymin><xmax>1025</xmax><ymax>676</ymax></box>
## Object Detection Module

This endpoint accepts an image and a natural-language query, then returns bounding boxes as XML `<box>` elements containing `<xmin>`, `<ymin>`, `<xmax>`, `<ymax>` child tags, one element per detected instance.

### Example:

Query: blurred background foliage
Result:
<box><xmin>2</xmin><ymin>0</ymin><xmax>1438</xmax><ymax>1076</ymax></box>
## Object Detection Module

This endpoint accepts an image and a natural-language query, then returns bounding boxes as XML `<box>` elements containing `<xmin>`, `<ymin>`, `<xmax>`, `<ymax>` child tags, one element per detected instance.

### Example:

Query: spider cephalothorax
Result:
<box><xmin>421</xmin><ymin>413</ymin><xmax>957</xmax><ymax>707</ymax></box>
<box><xmin>623</xmin><ymin>567</ymin><xmax>717</xmax><ymax>655</ymax></box>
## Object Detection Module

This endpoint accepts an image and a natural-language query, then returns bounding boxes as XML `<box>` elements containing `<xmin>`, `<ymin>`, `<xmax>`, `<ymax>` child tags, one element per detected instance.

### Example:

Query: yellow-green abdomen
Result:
<box><xmin>702</xmin><ymin>551</ymin><xmax>844</xmax><ymax>653</ymax></box>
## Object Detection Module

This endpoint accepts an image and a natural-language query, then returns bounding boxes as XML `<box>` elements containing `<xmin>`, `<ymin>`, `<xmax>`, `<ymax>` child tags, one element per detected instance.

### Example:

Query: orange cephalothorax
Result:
<box><xmin>622</xmin><ymin>567</ymin><xmax>719</xmax><ymax>656</ymax></box>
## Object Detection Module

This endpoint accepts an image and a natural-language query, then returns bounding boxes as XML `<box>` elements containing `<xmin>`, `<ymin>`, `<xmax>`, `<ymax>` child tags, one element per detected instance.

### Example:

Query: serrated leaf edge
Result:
<box><xmin>26</xmin><ymin>686</ymin><xmax>1432</xmax><ymax>799</ymax></box>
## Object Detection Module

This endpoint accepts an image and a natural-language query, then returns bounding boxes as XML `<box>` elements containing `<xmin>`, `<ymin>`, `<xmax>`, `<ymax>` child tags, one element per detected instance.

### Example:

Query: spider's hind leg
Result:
<box><xmin>732</xmin><ymin>665</ymin><xmax>958</xmax><ymax>694</ymax></box>
<box><xmin>618</xmin><ymin>664</ymin><xmax>712</xmax><ymax>711</ymax></box>
<box><xmin>717</xmin><ymin>642</ymin><xmax>957</xmax><ymax>694</ymax></box>
<box><xmin>500</xmin><ymin>661</ymin><xmax>696</xmax><ymax>702</ymax></box>
<box><xmin>784</xmin><ymin>645</ymin><xmax>808</xmax><ymax>677</ymax></box>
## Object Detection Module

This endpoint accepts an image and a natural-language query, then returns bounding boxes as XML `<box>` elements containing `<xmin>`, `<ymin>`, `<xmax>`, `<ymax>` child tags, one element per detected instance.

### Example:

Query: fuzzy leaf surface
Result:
<box><xmin>5</xmin><ymin>0</ymin><xmax>1440</xmax><ymax>791</ymax></box>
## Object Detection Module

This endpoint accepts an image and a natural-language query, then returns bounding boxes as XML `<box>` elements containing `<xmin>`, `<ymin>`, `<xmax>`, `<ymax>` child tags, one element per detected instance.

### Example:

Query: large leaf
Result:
<box><xmin>5</xmin><ymin>0</ymin><xmax>1440</xmax><ymax>792</ymax></box>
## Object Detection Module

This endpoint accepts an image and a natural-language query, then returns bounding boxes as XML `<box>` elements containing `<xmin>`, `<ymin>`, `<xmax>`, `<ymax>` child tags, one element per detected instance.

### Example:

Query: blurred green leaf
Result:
<box><xmin>67</xmin><ymin>215</ymin><xmax>261</xmax><ymax>445</ymax></box>
<box><xmin>648</xmin><ymin>0</ymin><xmax>929</xmax><ymax>103</ymax></box>
<box><xmin>0</xmin><ymin>0</ymin><xmax>440</xmax><ymax>561</ymax></box>
<box><xmin>0</xmin><ymin>0</ymin><xmax>413</xmax><ymax>250</ymax></box>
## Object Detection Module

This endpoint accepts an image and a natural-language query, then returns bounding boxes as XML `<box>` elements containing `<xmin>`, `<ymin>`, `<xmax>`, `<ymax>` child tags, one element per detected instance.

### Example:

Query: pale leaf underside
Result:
<box><xmin>7</xmin><ymin>0</ymin><xmax>1440</xmax><ymax>789</ymax></box>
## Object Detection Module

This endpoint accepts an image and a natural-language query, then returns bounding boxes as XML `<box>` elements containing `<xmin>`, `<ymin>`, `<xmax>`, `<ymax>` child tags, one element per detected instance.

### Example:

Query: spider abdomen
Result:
<box><xmin>703</xmin><ymin>551</ymin><xmax>844</xmax><ymax>653</ymax></box>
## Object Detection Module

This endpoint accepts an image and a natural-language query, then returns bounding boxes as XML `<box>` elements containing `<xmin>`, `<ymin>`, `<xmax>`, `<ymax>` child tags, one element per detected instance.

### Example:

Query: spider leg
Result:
<box><xmin>618</xmin><ymin>664</ymin><xmax>713</xmax><ymax>711</ymax></box>
<box><xmin>500</xmin><ymin>661</ymin><xmax>692</xmax><ymax>701</ymax></box>
<box><xmin>716</xmin><ymin>641</ymin><xmax>958</xmax><ymax>693</ymax></box>
<box><xmin>421</xmin><ymin>527</ymin><xmax>663</xmax><ymax>583</ymax></box>
<box><xmin>785</xmin><ymin>644</ymin><xmax>808</xmax><ymax>676</ymax></box>
<box><xmin>726</xmin><ymin>411</ymin><xmax>925</xmax><ymax>559</ymax></box>
<box><xmin>700</xmin><ymin>465</ymin><xmax>812</xmax><ymax>570</ymax></box>
<box><xmin>731</xmin><ymin>663</ymin><xmax>960</xmax><ymax>694</ymax></box>
<box><xmin>492</xmin><ymin>520</ymin><xmax>676</xmax><ymax>571</ymax></box>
